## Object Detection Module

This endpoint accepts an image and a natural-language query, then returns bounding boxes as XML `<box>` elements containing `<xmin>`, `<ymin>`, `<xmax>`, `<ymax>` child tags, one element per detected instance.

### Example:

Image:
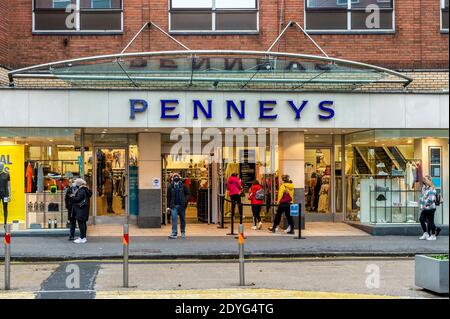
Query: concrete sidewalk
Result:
<box><xmin>1</xmin><ymin>235</ymin><xmax>448</xmax><ymax>261</ymax></box>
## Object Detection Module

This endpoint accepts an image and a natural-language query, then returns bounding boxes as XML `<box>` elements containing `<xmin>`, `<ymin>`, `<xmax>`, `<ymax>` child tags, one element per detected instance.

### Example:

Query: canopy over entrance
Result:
<box><xmin>8</xmin><ymin>21</ymin><xmax>412</xmax><ymax>91</ymax></box>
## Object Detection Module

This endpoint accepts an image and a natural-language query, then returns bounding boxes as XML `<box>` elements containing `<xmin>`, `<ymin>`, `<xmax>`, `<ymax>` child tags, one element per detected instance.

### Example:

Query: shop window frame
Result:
<box><xmin>168</xmin><ymin>0</ymin><xmax>260</xmax><ymax>35</ymax></box>
<box><xmin>304</xmin><ymin>0</ymin><xmax>396</xmax><ymax>34</ymax></box>
<box><xmin>32</xmin><ymin>0</ymin><xmax>124</xmax><ymax>35</ymax></box>
<box><xmin>441</xmin><ymin>0</ymin><xmax>449</xmax><ymax>33</ymax></box>
<box><xmin>429</xmin><ymin>146</ymin><xmax>444</xmax><ymax>224</ymax></box>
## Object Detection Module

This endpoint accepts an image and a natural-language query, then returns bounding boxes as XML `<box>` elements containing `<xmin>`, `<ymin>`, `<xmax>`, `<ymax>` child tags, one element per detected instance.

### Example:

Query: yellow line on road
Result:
<box><xmin>95</xmin><ymin>288</ymin><xmax>401</xmax><ymax>299</ymax></box>
<box><xmin>0</xmin><ymin>291</ymin><xmax>36</xmax><ymax>299</ymax></box>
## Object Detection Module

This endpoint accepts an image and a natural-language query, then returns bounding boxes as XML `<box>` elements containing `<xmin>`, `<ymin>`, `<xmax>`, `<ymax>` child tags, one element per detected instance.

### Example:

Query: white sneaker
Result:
<box><xmin>426</xmin><ymin>235</ymin><xmax>437</xmax><ymax>241</ymax></box>
<box><xmin>419</xmin><ymin>233</ymin><xmax>430</xmax><ymax>240</ymax></box>
<box><xmin>284</xmin><ymin>226</ymin><xmax>292</xmax><ymax>234</ymax></box>
<box><xmin>74</xmin><ymin>238</ymin><xmax>87</xmax><ymax>244</ymax></box>
<box><xmin>251</xmin><ymin>226</ymin><xmax>257</xmax><ymax>230</ymax></box>
<box><xmin>257</xmin><ymin>222</ymin><xmax>263</xmax><ymax>230</ymax></box>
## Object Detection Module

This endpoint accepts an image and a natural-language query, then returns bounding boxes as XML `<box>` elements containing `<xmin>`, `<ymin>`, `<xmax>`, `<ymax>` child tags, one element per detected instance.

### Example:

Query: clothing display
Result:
<box><xmin>317</xmin><ymin>182</ymin><xmax>329</xmax><ymax>213</ymax></box>
<box><xmin>26</xmin><ymin>162</ymin><xmax>33</xmax><ymax>193</ymax></box>
<box><xmin>37</xmin><ymin>165</ymin><xmax>44</xmax><ymax>193</ymax></box>
<box><xmin>0</xmin><ymin>171</ymin><xmax>10</xmax><ymax>198</ymax></box>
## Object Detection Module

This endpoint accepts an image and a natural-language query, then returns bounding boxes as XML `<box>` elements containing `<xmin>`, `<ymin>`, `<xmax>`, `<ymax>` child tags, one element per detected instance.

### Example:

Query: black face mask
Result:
<box><xmin>173</xmin><ymin>177</ymin><xmax>181</xmax><ymax>183</ymax></box>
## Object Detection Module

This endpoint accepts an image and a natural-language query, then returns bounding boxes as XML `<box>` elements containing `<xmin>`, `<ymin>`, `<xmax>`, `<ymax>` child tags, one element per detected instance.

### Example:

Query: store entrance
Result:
<box><xmin>162</xmin><ymin>155</ymin><xmax>212</xmax><ymax>224</ymax></box>
<box><xmin>92</xmin><ymin>147</ymin><xmax>128</xmax><ymax>224</ymax></box>
<box><xmin>305</xmin><ymin>148</ymin><xmax>334</xmax><ymax>220</ymax></box>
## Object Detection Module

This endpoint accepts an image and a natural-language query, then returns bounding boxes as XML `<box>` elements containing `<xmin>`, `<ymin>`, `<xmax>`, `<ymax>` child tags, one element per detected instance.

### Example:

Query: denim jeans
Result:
<box><xmin>171</xmin><ymin>205</ymin><xmax>186</xmax><ymax>235</ymax></box>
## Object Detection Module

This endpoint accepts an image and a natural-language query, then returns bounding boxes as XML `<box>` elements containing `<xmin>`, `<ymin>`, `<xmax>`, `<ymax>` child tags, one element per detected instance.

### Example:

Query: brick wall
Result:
<box><xmin>0</xmin><ymin>0</ymin><xmax>8</xmax><ymax>67</ymax></box>
<box><xmin>1</xmin><ymin>0</ymin><xmax>448</xmax><ymax>70</ymax></box>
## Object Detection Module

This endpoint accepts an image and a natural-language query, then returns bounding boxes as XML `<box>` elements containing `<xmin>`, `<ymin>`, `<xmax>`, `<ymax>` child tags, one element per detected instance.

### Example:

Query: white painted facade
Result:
<box><xmin>0</xmin><ymin>90</ymin><xmax>448</xmax><ymax>129</ymax></box>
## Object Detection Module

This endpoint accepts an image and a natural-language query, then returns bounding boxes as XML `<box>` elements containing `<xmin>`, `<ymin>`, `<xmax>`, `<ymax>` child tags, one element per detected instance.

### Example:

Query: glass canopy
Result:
<box><xmin>8</xmin><ymin>50</ymin><xmax>412</xmax><ymax>91</ymax></box>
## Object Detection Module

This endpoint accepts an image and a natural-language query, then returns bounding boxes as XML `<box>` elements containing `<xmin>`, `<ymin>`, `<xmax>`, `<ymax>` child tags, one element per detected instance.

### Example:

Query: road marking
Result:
<box><xmin>37</xmin><ymin>290</ymin><xmax>96</xmax><ymax>293</ymax></box>
<box><xmin>95</xmin><ymin>288</ymin><xmax>403</xmax><ymax>299</ymax></box>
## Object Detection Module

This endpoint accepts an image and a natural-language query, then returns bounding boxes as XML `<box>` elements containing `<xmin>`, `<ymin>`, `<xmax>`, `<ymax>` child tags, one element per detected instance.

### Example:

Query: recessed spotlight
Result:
<box><xmin>407</xmin><ymin>140</ymin><xmax>413</xmax><ymax>144</ymax></box>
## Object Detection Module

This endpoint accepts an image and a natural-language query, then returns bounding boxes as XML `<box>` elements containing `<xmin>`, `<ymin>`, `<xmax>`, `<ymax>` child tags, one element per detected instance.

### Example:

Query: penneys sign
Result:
<box><xmin>129</xmin><ymin>99</ymin><xmax>335</xmax><ymax>121</ymax></box>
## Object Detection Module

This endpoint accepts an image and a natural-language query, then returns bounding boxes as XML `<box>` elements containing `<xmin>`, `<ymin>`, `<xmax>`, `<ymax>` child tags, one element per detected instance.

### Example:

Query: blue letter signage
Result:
<box><xmin>129</xmin><ymin>99</ymin><xmax>148</xmax><ymax>119</ymax></box>
<box><xmin>130</xmin><ymin>98</ymin><xmax>336</xmax><ymax>121</ymax></box>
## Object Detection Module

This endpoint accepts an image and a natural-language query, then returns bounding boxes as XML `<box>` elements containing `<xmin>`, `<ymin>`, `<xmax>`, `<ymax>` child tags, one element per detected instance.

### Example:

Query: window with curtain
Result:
<box><xmin>170</xmin><ymin>0</ymin><xmax>259</xmax><ymax>33</ymax></box>
<box><xmin>33</xmin><ymin>0</ymin><xmax>123</xmax><ymax>33</ymax></box>
<box><xmin>305</xmin><ymin>0</ymin><xmax>394</xmax><ymax>32</ymax></box>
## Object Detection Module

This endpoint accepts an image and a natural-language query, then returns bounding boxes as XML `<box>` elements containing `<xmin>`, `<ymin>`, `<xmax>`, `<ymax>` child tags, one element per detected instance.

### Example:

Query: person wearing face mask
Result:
<box><xmin>64</xmin><ymin>179</ymin><xmax>78</xmax><ymax>241</ymax></box>
<box><xmin>72</xmin><ymin>178</ymin><xmax>92</xmax><ymax>244</ymax></box>
<box><xmin>167</xmin><ymin>173</ymin><xmax>190</xmax><ymax>239</ymax></box>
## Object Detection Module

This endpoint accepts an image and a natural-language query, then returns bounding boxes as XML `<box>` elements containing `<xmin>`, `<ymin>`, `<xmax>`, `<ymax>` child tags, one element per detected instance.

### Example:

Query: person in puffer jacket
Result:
<box><xmin>269</xmin><ymin>175</ymin><xmax>295</xmax><ymax>234</ymax></box>
<box><xmin>248</xmin><ymin>180</ymin><xmax>264</xmax><ymax>230</ymax></box>
<box><xmin>227</xmin><ymin>173</ymin><xmax>243</xmax><ymax>219</ymax></box>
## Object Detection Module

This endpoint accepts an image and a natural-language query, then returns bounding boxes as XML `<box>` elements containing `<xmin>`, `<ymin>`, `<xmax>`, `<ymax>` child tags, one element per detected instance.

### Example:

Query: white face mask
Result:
<box><xmin>72</xmin><ymin>183</ymin><xmax>77</xmax><ymax>188</ymax></box>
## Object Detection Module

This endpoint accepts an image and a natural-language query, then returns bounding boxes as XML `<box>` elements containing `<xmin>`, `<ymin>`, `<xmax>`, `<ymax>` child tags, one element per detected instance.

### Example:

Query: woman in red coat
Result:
<box><xmin>249</xmin><ymin>180</ymin><xmax>264</xmax><ymax>230</ymax></box>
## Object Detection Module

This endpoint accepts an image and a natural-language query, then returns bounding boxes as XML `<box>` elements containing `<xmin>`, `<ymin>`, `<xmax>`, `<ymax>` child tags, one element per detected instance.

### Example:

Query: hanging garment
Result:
<box><xmin>26</xmin><ymin>162</ymin><xmax>33</xmax><ymax>193</ymax></box>
<box><xmin>405</xmin><ymin>163</ymin><xmax>414</xmax><ymax>190</ymax></box>
<box><xmin>37</xmin><ymin>165</ymin><xmax>44</xmax><ymax>193</ymax></box>
<box><xmin>416</xmin><ymin>162</ymin><xmax>423</xmax><ymax>185</ymax></box>
<box><xmin>318</xmin><ymin>184</ymin><xmax>329</xmax><ymax>213</ymax></box>
<box><xmin>313</xmin><ymin>175</ymin><xmax>322</xmax><ymax>211</ymax></box>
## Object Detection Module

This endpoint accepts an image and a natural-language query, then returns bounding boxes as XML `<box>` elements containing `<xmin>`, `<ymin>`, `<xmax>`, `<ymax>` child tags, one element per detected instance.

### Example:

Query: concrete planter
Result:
<box><xmin>415</xmin><ymin>255</ymin><xmax>449</xmax><ymax>294</ymax></box>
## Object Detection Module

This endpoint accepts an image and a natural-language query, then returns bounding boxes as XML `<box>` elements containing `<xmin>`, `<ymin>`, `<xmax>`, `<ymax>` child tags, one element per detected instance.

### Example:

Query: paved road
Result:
<box><xmin>0</xmin><ymin>259</ymin><xmax>448</xmax><ymax>299</ymax></box>
<box><xmin>1</xmin><ymin>235</ymin><xmax>448</xmax><ymax>260</ymax></box>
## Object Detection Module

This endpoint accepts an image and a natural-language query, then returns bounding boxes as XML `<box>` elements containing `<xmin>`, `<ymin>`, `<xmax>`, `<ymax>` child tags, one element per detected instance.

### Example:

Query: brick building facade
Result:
<box><xmin>0</xmin><ymin>0</ymin><xmax>448</xmax><ymax>70</ymax></box>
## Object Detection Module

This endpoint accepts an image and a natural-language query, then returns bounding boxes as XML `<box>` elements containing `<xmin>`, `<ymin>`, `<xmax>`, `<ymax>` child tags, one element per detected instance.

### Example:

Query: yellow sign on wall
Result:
<box><xmin>0</xmin><ymin>145</ymin><xmax>25</xmax><ymax>224</ymax></box>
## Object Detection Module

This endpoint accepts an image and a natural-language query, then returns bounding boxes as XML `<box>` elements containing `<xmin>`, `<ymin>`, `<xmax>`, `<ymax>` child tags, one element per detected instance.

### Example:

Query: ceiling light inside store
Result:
<box><xmin>408</xmin><ymin>140</ymin><xmax>413</xmax><ymax>144</ymax></box>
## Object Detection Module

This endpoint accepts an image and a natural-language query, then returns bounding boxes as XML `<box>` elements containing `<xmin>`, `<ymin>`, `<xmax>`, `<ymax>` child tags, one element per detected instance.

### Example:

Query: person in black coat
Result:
<box><xmin>64</xmin><ymin>179</ymin><xmax>78</xmax><ymax>241</ymax></box>
<box><xmin>167</xmin><ymin>173</ymin><xmax>190</xmax><ymax>239</ymax></box>
<box><xmin>72</xmin><ymin>179</ymin><xmax>92</xmax><ymax>244</ymax></box>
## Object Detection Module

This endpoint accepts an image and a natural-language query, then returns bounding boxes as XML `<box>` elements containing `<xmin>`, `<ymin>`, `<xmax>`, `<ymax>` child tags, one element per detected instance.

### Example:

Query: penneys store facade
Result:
<box><xmin>0</xmin><ymin>50</ymin><xmax>448</xmax><ymax>234</ymax></box>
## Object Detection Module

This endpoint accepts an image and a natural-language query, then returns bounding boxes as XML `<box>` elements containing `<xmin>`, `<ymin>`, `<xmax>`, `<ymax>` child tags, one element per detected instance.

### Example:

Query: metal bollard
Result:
<box><xmin>4</xmin><ymin>224</ymin><xmax>11</xmax><ymax>290</ymax></box>
<box><xmin>227</xmin><ymin>201</ymin><xmax>236</xmax><ymax>236</ymax></box>
<box><xmin>238</xmin><ymin>224</ymin><xmax>245</xmax><ymax>286</ymax></box>
<box><xmin>295</xmin><ymin>204</ymin><xmax>305</xmax><ymax>240</ymax></box>
<box><xmin>123</xmin><ymin>224</ymin><xmax>129</xmax><ymax>288</ymax></box>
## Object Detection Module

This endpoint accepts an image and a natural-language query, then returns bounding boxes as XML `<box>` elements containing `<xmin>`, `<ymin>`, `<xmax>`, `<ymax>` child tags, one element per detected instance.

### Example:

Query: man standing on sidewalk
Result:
<box><xmin>167</xmin><ymin>173</ymin><xmax>190</xmax><ymax>240</ymax></box>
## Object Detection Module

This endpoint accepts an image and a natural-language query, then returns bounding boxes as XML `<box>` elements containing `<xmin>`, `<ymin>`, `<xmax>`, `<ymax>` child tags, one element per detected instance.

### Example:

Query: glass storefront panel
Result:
<box><xmin>0</xmin><ymin>128</ymin><xmax>81</xmax><ymax>229</ymax></box>
<box><xmin>345</xmin><ymin>130</ymin><xmax>449</xmax><ymax>225</ymax></box>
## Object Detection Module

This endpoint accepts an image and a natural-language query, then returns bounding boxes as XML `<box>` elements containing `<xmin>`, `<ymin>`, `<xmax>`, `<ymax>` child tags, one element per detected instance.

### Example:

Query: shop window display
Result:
<box><xmin>0</xmin><ymin>128</ymin><xmax>81</xmax><ymax>229</ymax></box>
<box><xmin>345</xmin><ymin>130</ymin><xmax>448</xmax><ymax>224</ymax></box>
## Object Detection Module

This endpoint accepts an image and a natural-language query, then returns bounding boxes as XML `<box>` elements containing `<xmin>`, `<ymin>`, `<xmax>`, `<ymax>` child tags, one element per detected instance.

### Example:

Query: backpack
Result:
<box><xmin>435</xmin><ymin>192</ymin><xmax>441</xmax><ymax>206</ymax></box>
<box><xmin>255</xmin><ymin>188</ymin><xmax>265</xmax><ymax>201</ymax></box>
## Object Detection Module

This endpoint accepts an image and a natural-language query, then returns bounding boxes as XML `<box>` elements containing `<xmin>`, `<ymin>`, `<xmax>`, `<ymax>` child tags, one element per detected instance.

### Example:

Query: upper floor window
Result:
<box><xmin>305</xmin><ymin>0</ymin><xmax>394</xmax><ymax>33</ymax></box>
<box><xmin>169</xmin><ymin>0</ymin><xmax>259</xmax><ymax>33</ymax></box>
<box><xmin>442</xmin><ymin>0</ymin><xmax>449</xmax><ymax>32</ymax></box>
<box><xmin>33</xmin><ymin>0</ymin><xmax>123</xmax><ymax>33</ymax></box>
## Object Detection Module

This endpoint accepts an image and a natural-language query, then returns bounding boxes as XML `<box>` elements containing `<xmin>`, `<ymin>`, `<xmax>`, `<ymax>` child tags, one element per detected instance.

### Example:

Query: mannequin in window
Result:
<box><xmin>0</xmin><ymin>162</ymin><xmax>11</xmax><ymax>226</ymax></box>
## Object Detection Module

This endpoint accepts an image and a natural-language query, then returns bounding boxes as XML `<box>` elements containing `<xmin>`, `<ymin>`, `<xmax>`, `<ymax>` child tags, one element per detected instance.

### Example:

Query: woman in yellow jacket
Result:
<box><xmin>269</xmin><ymin>175</ymin><xmax>295</xmax><ymax>234</ymax></box>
